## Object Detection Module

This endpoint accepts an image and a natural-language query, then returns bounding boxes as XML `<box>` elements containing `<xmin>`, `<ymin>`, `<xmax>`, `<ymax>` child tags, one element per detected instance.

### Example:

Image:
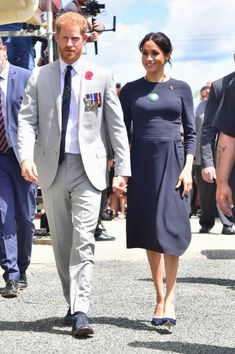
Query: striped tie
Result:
<box><xmin>0</xmin><ymin>88</ymin><xmax>9</xmax><ymax>153</ymax></box>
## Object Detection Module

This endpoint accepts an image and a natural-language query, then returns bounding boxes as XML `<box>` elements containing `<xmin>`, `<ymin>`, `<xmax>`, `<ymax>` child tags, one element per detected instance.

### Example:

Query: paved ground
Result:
<box><xmin>0</xmin><ymin>217</ymin><xmax>235</xmax><ymax>354</ymax></box>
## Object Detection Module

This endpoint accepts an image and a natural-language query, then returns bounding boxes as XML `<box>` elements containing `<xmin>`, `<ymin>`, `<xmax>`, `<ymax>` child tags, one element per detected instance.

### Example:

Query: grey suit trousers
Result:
<box><xmin>42</xmin><ymin>154</ymin><xmax>101</xmax><ymax>314</ymax></box>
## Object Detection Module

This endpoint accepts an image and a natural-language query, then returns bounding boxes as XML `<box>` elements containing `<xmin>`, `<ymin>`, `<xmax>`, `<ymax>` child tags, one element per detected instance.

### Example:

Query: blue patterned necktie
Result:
<box><xmin>0</xmin><ymin>87</ymin><xmax>9</xmax><ymax>153</ymax></box>
<box><xmin>59</xmin><ymin>65</ymin><xmax>72</xmax><ymax>164</ymax></box>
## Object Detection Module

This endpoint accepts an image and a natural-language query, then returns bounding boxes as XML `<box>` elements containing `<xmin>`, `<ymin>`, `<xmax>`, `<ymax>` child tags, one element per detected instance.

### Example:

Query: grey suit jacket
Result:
<box><xmin>201</xmin><ymin>71</ymin><xmax>235</xmax><ymax>168</ymax></box>
<box><xmin>17</xmin><ymin>60</ymin><xmax>131</xmax><ymax>190</ymax></box>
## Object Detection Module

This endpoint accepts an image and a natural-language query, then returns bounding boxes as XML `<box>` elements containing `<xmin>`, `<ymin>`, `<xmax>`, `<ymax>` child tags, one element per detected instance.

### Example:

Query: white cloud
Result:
<box><xmin>164</xmin><ymin>0</ymin><xmax>235</xmax><ymax>57</ymax></box>
<box><xmin>161</xmin><ymin>0</ymin><xmax>235</xmax><ymax>92</ymax></box>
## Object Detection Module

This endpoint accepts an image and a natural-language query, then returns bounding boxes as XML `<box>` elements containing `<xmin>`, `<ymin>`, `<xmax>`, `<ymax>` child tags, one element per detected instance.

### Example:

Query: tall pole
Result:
<box><xmin>47</xmin><ymin>0</ymin><xmax>54</xmax><ymax>63</ymax></box>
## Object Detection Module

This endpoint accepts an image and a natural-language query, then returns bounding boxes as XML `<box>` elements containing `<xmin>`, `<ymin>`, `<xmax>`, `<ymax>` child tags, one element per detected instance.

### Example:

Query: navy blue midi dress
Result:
<box><xmin>119</xmin><ymin>77</ymin><xmax>196</xmax><ymax>256</ymax></box>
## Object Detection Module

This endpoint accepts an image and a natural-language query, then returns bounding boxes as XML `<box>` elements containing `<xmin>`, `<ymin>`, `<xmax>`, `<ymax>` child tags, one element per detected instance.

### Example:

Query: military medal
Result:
<box><xmin>147</xmin><ymin>93</ymin><xmax>159</xmax><ymax>102</ymax></box>
<box><xmin>84</xmin><ymin>92</ymin><xmax>102</xmax><ymax>110</ymax></box>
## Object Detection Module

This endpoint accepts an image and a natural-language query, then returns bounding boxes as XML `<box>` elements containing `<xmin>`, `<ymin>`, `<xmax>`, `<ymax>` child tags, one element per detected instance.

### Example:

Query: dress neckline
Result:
<box><xmin>142</xmin><ymin>77</ymin><xmax>171</xmax><ymax>85</ymax></box>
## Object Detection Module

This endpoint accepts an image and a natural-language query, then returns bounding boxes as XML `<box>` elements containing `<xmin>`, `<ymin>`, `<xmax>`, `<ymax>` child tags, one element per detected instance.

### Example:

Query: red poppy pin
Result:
<box><xmin>85</xmin><ymin>71</ymin><xmax>93</xmax><ymax>80</ymax></box>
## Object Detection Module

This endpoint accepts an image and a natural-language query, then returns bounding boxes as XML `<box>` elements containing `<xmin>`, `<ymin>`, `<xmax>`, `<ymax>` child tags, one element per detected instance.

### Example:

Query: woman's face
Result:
<box><xmin>141</xmin><ymin>39</ymin><xmax>169</xmax><ymax>74</ymax></box>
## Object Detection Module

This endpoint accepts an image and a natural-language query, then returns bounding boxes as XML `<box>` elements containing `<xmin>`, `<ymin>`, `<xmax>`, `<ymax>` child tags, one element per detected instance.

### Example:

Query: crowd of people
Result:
<box><xmin>0</xmin><ymin>0</ymin><xmax>234</xmax><ymax>339</ymax></box>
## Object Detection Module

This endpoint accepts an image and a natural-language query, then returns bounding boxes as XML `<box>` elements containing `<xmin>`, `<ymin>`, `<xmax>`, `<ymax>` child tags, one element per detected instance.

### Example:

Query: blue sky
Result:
<box><xmin>62</xmin><ymin>0</ymin><xmax>235</xmax><ymax>96</ymax></box>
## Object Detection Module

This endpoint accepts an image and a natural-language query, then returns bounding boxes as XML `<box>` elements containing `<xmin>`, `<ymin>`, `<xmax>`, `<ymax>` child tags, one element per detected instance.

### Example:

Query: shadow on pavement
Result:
<box><xmin>0</xmin><ymin>316</ymin><xmax>172</xmax><ymax>336</ymax></box>
<box><xmin>128</xmin><ymin>340</ymin><xmax>235</xmax><ymax>353</ymax></box>
<box><xmin>201</xmin><ymin>249</ymin><xmax>235</xmax><ymax>259</ymax></box>
<box><xmin>92</xmin><ymin>316</ymin><xmax>171</xmax><ymax>335</ymax></box>
<box><xmin>91</xmin><ymin>317</ymin><xmax>172</xmax><ymax>334</ymax></box>
<box><xmin>138</xmin><ymin>277</ymin><xmax>235</xmax><ymax>290</ymax></box>
<box><xmin>192</xmin><ymin>231</ymin><xmax>221</xmax><ymax>235</ymax></box>
<box><xmin>0</xmin><ymin>317</ymin><xmax>70</xmax><ymax>335</ymax></box>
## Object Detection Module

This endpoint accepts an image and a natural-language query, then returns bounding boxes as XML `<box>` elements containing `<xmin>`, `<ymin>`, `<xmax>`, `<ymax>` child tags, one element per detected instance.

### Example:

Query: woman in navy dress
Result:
<box><xmin>119</xmin><ymin>32</ymin><xmax>196</xmax><ymax>328</ymax></box>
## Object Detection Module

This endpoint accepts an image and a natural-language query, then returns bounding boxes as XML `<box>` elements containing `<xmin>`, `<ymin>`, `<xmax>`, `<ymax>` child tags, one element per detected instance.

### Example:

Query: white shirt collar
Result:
<box><xmin>0</xmin><ymin>61</ymin><xmax>9</xmax><ymax>80</ymax></box>
<box><xmin>59</xmin><ymin>57</ymin><xmax>84</xmax><ymax>76</ymax></box>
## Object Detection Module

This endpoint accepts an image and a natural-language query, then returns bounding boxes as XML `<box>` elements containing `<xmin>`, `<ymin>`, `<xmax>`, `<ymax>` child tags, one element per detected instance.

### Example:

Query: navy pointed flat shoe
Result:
<box><xmin>162</xmin><ymin>317</ymin><xmax>176</xmax><ymax>328</ymax></box>
<box><xmin>151</xmin><ymin>317</ymin><xmax>163</xmax><ymax>326</ymax></box>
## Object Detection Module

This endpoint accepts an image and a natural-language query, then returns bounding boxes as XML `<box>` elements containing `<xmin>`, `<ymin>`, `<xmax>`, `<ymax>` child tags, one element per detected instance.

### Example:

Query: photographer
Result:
<box><xmin>62</xmin><ymin>0</ymin><xmax>105</xmax><ymax>42</ymax></box>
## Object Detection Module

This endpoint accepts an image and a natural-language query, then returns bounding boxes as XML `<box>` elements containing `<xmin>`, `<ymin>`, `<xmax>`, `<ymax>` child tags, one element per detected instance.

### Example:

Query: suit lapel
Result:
<box><xmin>48</xmin><ymin>61</ymin><xmax>62</xmax><ymax>130</ymax></box>
<box><xmin>6</xmin><ymin>65</ymin><xmax>16</xmax><ymax>123</ymax></box>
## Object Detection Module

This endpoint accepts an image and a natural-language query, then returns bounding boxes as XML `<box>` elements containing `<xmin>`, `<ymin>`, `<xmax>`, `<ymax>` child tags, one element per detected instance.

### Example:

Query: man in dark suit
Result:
<box><xmin>216</xmin><ymin>133</ymin><xmax>235</xmax><ymax>217</ymax></box>
<box><xmin>0</xmin><ymin>37</ymin><xmax>37</xmax><ymax>298</ymax></box>
<box><xmin>214</xmin><ymin>77</ymin><xmax>235</xmax><ymax>216</ymax></box>
<box><xmin>200</xmin><ymin>72</ymin><xmax>235</xmax><ymax>234</ymax></box>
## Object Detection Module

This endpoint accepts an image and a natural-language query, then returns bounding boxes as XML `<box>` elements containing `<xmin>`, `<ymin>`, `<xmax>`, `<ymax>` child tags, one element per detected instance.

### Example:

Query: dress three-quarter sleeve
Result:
<box><xmin>119</xmin><ymin>83</ymin><xmax>133</xmax><ymax>144</ymax></box>
<box><xmin>181</xmin><ymin>82</ymin><xmax>196</xmax><ymax>156</ymax></box>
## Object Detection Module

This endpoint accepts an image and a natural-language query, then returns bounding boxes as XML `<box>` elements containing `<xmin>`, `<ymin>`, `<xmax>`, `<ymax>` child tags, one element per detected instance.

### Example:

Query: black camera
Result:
<box><xmin>81</xmin><ymin>0</ymin><xmax>105</xmax><ymax>17</ymax></box>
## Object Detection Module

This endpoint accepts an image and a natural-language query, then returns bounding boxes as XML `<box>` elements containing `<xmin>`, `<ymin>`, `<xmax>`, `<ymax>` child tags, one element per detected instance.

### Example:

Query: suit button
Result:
<box><xmin>55</xmin><ymin>149</ymin><xmax>59</xmax><ymax>153</ymax></box>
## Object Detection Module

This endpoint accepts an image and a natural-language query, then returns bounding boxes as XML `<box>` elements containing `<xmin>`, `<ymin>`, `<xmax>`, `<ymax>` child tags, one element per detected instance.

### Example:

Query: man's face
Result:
<box><xmin>0</xmin><ymin>44</ymin><xmax>7</xmax><ymax>73</ymax></box>
<box><xmin>55</xmin><ymin>24</ymin><xmax>87</xmax><ymax>64</ymax></box>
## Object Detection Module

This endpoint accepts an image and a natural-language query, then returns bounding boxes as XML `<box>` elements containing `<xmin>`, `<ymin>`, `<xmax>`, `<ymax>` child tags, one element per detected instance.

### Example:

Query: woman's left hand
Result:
<box><xmin>112</xmin><ymin>176</ymin><xmax>128</xmax><ymax>196</ymax></box>
<box><xmin>176</xmin><ymin>167</ymin><xmax>193</xmax><ymax>197</ymax></box>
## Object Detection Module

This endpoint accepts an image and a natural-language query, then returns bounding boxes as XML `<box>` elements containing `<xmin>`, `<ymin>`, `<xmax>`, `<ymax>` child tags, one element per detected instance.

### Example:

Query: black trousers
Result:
<box><xmin>194</xmin><ymin>165</ymin><xmax>233</xmax><ymax>228</ymax></box>
<box><xmin>98</xmin><ymin>188</ymin><xmax>109</xmax><ymax>223</ymax></box>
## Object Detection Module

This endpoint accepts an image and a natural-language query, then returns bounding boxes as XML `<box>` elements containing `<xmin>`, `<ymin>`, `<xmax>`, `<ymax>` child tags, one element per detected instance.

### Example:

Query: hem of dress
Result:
<box><xmin>127</xmin><ymin>245</ymin><xmax>188</xmax><ymax>257</ymax></box>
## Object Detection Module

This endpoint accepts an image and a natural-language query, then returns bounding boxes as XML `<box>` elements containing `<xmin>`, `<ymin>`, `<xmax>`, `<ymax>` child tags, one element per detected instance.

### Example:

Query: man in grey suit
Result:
<box><xmin>0</xmin><ymin>37</ymin><xmax>37</xmax><ymax>298</ymax></box>
<box><xmin>17</xmin><ymin>12</ymin><xmax>131</xmax><ymax>337</ymax></box>
<box><xmin>200</xmin><ymin>72</ymin><xmax>235</xmax><ymax>234</ymax></box>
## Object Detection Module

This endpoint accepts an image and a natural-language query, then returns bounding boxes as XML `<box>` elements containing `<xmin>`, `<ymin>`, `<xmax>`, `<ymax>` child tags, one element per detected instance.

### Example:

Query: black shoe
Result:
<box><xmin>18</xmin><ymin>273</ymin><xmax>28</xmax><ymax>290</ymax></box>
<box><xmin>95</xmin><ymin>230</ymin><xmax>115</xmax><ymax>241</ymax></box>
<box><xmin>72</xmin><ymin>311</ymin><xmax>94</xmax><ymax>337</ymax></box>
<box><xmin>1</xmin><ymin>280</ymin><xmax>19</xmax><ymax>298</ymax></box>
<box><xmin>94</xmin><ymin>222</ymin><xmax>106</xmax><ymax>234</ymax></box>
<box><xmin>94</xmin><ymin>223</ymin><xmax>115</xmax><ymax>241</ymax></box>
<box><xmin>64</xmin><ymin>307</ymin><xmax>74</xmax><ymax>326</ymax></box>
<box><xmin>199</xmin><ymin>226</ymin><xmax>212</xmax><ymax>234</ymax></box>
<box><xmin>222</xmin><ymin>226</ymin><xmax>235</xmax><ymax>235</ymax></box>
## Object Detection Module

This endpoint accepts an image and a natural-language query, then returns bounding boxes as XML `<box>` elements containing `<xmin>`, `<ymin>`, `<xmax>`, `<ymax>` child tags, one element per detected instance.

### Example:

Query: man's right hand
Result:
<box><xmin>20</xmin><ymin>159</ymin><xmax>38</xmax><ymax>183</ymax></box>
<box><xmin>216</xmin><ymin>183</ymin><xmax>234</xmax><ymax>217</ymax></box>
<box><xmin>201</xmin><ymin>166</ymin><xmax>216</xmax><ymax>183</ymax></box>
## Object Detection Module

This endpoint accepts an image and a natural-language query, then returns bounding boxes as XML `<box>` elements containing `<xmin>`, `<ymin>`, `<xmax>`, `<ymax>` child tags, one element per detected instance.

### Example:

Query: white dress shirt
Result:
<box><xmin>59</xmin><ymin>57</ymin><xmax>84</xmax><ymax>155</ymax></box>
<box><xmin>0</xmin><ymin>61</ymin><xmax>11</xmax><ymax>146</ymax></box>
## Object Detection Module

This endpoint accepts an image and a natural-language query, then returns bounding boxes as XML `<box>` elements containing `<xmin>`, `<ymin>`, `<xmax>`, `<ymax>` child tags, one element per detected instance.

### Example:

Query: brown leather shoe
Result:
<box><xmin>1</xmin><ymin>280</ymin><xmax>19</xmax><ymax>298</ymax></box>
<box><xmin>71</xmin><ymin>312</ymin><xmax>94</xmax><ymax>337</ymax></box>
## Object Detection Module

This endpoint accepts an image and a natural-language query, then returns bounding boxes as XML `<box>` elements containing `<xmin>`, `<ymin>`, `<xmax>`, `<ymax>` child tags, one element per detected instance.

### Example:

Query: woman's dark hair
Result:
<box><xmin>139</xmin><ymin>32</ymin><xmax>173</xmax><ymax>65</ymax></box>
